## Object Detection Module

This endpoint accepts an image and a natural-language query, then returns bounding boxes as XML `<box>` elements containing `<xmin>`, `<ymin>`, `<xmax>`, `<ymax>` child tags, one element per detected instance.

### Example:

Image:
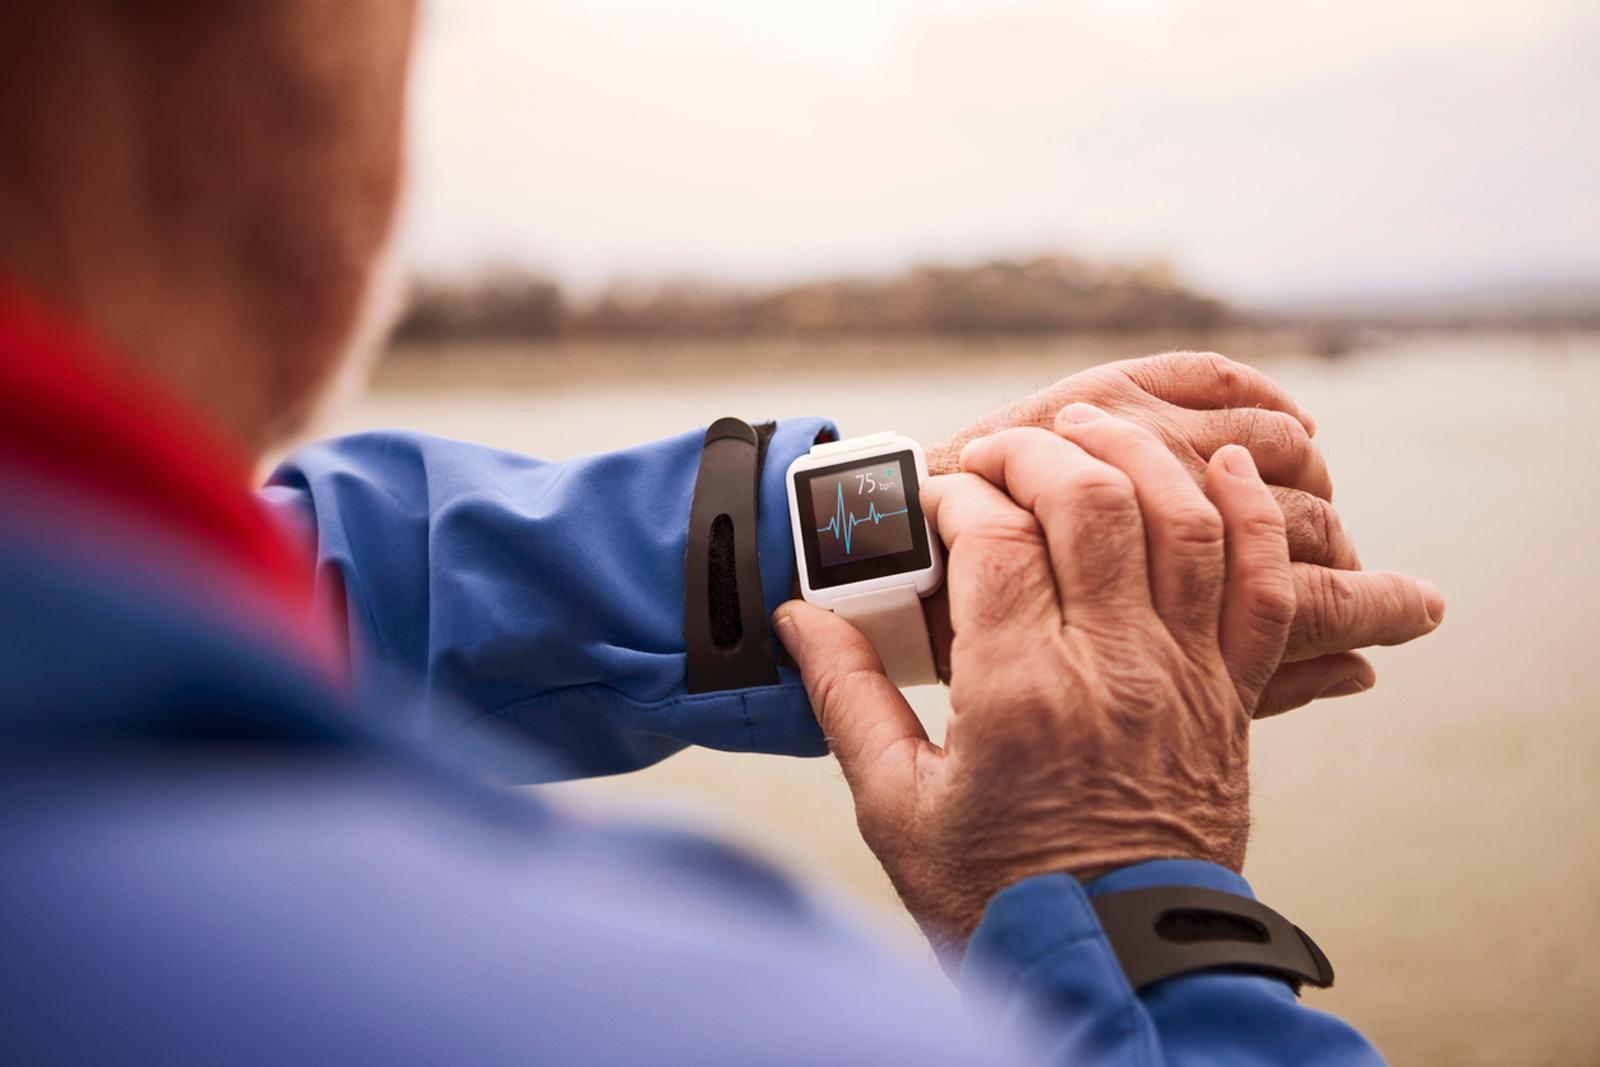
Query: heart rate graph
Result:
<box><xmin>816</xmin><ymin>480</ymin><xmax>909</xmax><ymax>556</ymax></box>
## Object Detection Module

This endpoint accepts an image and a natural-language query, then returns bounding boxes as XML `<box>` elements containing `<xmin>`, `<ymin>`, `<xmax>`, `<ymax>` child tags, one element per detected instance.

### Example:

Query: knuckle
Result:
<box><xmin>996</xmin><ymin>426</ymin><xmax>1057</xmax><ymax>451</ymax></box>
<box><xmin>1280</xmin><ymin>491</ymin><xmax>1339</xmax><ymax>563</ymax></box>
<box><xmin>1119</xmin><ymin>351</ymin><xmax>1199</xmax><ymax>393</ymax></box>
<box><xmin>1239</xmin><ymin>507</ymin><xmax>1288</xmax><ymax>545</ymax></box>
<box><xmin>1163</xmin><ymin>501</ymin><xmax>1226</xmax><ymax>552</ymax></box>
<box><xmin>1057</xmin><ymin>464</ymin><xmax>1137</xmax><ymax>514</ymax></box>
<box><xmin>1303</xmin><ymin>568</ymin><xmax>1359</xmax><ymax>648</ymax></box>
<box><xmin>966</xmin><ymin>507</ymin><xmax>1047</xmax><ymax>552</ymax></box>
<box><xmin>1147</xmin><ymin>349</ymin><xmax>1242</xmax><ymax>394</ymax></box>
<box><xmin>1200</xmin><ymin>351</ymin><xmax>1245</xmax><ymax>394</ymax></box>
<box><xmin>810</xmin><ymin>663</ymin><xmax>863</xmax><ymax>718</ymax></box>
<box><xmin>1378</xmin><ymin>573</ymin><xmax>1418</xmax><ymax>622</ymax></box>
<box><xmin>1235</xmin><ymin>408</ymin><xmax>1303</xmax><ymax>462</ymax></box>
<box><xmin>1247</xmin><ymin>580</ymin><xmax>1298</xmax><ymax>631</ymax></box>
<box><xmin>1315</xmin><ymin>499</ymin><xmax>1346</xmax><ymax>560</ymax></box>
<box><xmin>1305</xmin><ymin>492</ymin><xmax>1338</xmax><ymax>549</ymax></box>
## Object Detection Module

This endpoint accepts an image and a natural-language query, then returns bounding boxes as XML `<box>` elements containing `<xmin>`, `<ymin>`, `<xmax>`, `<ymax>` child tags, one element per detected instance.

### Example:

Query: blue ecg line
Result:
<box><xmin>816</xmin><ymin>481</ymin><xmax>909</xmax><ymax>555</ymax></box>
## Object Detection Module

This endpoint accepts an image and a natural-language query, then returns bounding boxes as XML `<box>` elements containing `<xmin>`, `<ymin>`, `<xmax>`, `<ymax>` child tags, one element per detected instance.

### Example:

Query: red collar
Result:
<box><xmin>0</xmin><ymin>277</ymin><xmax>341</xmax><ymax>675</ymax></box>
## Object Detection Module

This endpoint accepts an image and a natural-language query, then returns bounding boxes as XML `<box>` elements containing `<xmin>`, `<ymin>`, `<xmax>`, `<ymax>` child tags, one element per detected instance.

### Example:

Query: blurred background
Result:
<box><xmin>333</xmin><ymin>1</ymin><xmax>1599</xmax><ymax>1063</ymax></box>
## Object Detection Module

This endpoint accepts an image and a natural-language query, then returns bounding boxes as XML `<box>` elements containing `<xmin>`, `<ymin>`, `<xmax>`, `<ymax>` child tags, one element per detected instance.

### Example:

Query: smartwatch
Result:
<box><xmin>785</xmin><ymin>432</ymin><xmax>944</xmax><ymax>686</ymax></box>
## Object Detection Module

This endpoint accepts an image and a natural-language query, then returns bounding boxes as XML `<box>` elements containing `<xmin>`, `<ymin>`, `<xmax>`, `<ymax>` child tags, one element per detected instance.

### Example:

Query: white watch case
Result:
<box><xmin>784</xmin><ymin>431</ymin><xmax>944</xmax><ymax>610</ymax></box>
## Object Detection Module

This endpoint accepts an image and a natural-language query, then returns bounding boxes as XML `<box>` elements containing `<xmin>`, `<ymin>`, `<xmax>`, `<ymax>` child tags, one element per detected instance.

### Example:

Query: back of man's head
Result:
<box><xmin>0</xmin><ymin>1</ymin><xmax>417</xmax><ymax>454</ymax></box>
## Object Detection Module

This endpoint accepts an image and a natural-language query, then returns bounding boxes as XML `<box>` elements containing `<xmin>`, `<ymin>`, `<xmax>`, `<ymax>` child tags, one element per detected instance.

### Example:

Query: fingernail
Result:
<box><xmin>1061</xmin><ymin>402</ymin><xmax>1105</xmax><ymax>424</ymax></box>
<box><xmin>1221</xmin><ymin>444</ymin><xmax>1259</xmax><ymax>480</ymax></box>
<box><xmin>1318</xmin><ymin>676</ymin><xmax>1369</xmax><ymax>699</ymax></box>
<box><xmin>1417</xmin><ymin>580</ymin><xmax>1445</xmax><ymax>626</ymax></box>
<box><xmin>771</xmin><ymin>607</ymin><xmax>799</xmax><ymax>655</ymax></box>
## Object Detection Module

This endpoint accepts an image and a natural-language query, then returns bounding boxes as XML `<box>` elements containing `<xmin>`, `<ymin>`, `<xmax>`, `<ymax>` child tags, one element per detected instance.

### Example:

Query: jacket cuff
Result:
<box><xmin>1081</xmin><ymin>858</ymin><xmax>1255</xmax><ymax>901</ymax></box>
<box><xmin>744</xmin><ymin>417</ymin><xmax>834</xmax><ymax>747</ymax></box>
<box><xmin>755</xmin><ymin>417</ymin><xmax>837</xmax><ymax>637</ymax></box>
<box><xmin>660</xmin><ymin>416</ymin><xmax>835</xmax><ymax>760</ymax></box>
<box><xmin>962</xmin><ymin>860</ymin><xmax>1256</xmax><ymax>1006</ymax></box>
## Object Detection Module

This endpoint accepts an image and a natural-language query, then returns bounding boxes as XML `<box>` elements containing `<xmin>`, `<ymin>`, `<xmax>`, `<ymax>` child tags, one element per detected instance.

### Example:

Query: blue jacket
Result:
<box><xmin>0</xmin><ymin>422</ymin><xmax>1384</xmax><ymax>1065</ymax></box>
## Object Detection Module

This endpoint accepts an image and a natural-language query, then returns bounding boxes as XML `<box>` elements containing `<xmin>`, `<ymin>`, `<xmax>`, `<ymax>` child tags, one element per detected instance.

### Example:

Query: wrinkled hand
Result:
<box><xmin>776</xmin><ymin>412</ymin><xmax>1333</xmax><ymax>956</ymax></box>
<box><xmin>923</xmin><ymin>352</ymin><xmax>1444</xmax><ymax>715</ymax></box>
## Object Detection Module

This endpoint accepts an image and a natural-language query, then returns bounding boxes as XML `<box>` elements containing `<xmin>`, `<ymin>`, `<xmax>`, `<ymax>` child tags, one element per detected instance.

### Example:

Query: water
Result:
<box><xmin>332</xmin><ymin>331</ymin><xmax>1600</xmax><ymax>1066</ymax></box>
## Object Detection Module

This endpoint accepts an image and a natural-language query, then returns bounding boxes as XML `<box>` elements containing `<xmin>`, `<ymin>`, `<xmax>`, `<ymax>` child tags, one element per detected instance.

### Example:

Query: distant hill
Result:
<box><xmin>393</xmin><ymin>259</ymin><xmax>1600</xmax><ymax>347</ymax></box>
<box><xmin>1255</xmin><ymin>276</ymin><xmax>1600</xmax><ymax>330</ymax></box>
<box><xmin>392</xmin><ymin>254</ymin><xmax>1233</xmax><ymax>343</ymax></box>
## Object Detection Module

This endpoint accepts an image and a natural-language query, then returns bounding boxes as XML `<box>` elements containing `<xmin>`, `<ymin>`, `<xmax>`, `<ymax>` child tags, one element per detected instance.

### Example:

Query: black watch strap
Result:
<box><xmin>1090</xmin><ymin>885</ymin><xmax>1335</xmax><ymax>994</ymax></box>
<box><xmin>684</xmin><ymin>417</ymin><xmax>780</xmax><ymax>693</ymax></box>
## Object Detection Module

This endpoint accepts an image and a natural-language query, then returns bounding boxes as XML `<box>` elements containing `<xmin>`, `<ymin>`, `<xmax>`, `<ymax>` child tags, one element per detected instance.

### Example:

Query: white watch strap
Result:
<box><xmin>831</xmin><ymin>584</ymin><xmax>938</xmax><ymax>687</ymax></box>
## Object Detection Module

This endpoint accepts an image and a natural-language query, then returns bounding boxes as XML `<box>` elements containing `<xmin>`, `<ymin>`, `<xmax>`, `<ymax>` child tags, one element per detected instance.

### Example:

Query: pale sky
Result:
<box><xmin>399</xmin><ymin>0</ymin><xmax>1600</xmax><ymax>302</ymax></box>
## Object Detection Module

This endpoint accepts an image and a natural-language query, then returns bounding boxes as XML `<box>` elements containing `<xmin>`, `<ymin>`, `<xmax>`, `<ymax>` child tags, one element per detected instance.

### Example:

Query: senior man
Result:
<box><xmin>0</xmin><ymin>4</ymin><xmax>1442</xmax><ymax>1065</ymax></box>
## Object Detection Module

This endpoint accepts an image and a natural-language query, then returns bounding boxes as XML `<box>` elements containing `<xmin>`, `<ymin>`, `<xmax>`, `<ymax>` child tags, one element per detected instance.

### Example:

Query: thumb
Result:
<box><xmin>773</xmin><ymin>600</ymin><xmax>932</xmax><ymax>807</ymax></box>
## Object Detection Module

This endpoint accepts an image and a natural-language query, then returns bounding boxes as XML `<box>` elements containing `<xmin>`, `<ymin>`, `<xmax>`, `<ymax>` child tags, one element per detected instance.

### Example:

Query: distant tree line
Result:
<box><xmin>392</xmin><ymin>254</ymin><xmax>1234</xmax><ymax>343</ymax></box>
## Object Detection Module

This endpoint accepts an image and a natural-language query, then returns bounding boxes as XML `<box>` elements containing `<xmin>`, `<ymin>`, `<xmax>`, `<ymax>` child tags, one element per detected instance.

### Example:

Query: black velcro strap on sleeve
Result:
<box><xmin>1090</xmin><ymin>886</ymin><xmax>1335</xmax><ymax>995</ymax></box>
<box><xmin>684</xmin><ymin>417</ymin><xmax>780</xmax><ymax>693</ymax></box>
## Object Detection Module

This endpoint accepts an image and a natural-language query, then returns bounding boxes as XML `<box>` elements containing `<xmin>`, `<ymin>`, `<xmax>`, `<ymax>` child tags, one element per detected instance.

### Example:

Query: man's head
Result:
<box><xmin>0</xmin><ymin>1</ymin><xmax>417</xmax><ymax>454</ymax></box>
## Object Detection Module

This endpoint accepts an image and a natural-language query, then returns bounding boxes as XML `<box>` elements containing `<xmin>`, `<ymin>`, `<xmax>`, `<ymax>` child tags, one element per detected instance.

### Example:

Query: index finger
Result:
<box><xmin>958</xmin><ymin>427</ymin><xmax>1153</xmax><ymax>624</ymax></box>
<box><xmin>922</xmin><ymin>473</ymin><xmax>1061</xmax><ymax>639</ymax></box>
<box><xmin>1112</xmin><ymin>351</ymin><xmax>1317</xmax><ymax>436</ymax></box>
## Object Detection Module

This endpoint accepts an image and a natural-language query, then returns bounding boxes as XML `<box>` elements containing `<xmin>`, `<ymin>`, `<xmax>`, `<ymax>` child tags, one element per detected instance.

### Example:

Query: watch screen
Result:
<box><xmin>809</xmin><ymin>459</ymin><xmax>914</xmax><ymax>567</ymax></box>
<box><xmin>794</xmin><ymin>449</ymin><xmax>933</xmax><ymax>590</ymax></box>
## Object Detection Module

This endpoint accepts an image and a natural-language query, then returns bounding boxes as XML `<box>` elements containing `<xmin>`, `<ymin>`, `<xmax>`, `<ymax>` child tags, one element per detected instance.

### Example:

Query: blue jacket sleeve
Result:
<box><xmin>962</xmin><ymin>860</ymin><xmax>1385</xmax><ymax>1066</ymax></box>
<box><xmin>260</xmin><ymin>420</ymin><xmax>835</xmax><ymax>780</ymax></box>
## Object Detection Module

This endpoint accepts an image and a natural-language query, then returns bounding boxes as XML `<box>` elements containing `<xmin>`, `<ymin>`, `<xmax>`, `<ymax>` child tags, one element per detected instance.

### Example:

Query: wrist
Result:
<box><xmin>938</xmin><ymin>831</ymin><xmax>1248</xmax><ymax>944</ymax></box>
<box><xmin>991</xmin><ymin>805</ymin><xmax>1248</xmax><ymax>886</ymax></box>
